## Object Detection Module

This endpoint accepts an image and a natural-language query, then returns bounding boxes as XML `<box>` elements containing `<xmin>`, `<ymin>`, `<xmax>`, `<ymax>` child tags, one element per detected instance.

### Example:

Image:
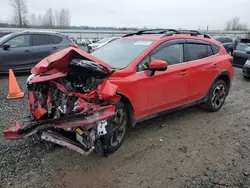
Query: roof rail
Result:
<box><xmin>21</xmin><ymin>30</ymin><xmax>60</xmax><ymax>34</ymax></box>
<box><xmin>162</xmin><ymin>30</ymin><xmax>211</xmax><ymax>38</ymax></box>
<box><xmin>123</xmin><ymin>29</ymin><xmax>211</xmax><ymax>39</ymax></box>
<box><xmin>122</xmin><ymin>29</ymin><xmax>178</xmax><ymax>37</ymax></box>
<box><xmin>177</xmin><ymin>30</ymin><xmax>211</xmax><ymax>38</ymax></box>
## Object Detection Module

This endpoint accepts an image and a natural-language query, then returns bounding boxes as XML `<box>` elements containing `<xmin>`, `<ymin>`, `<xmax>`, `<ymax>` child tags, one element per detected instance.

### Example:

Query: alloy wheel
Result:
<box><xmin>211</xmin><ymin>84</ymin><xmax>226</xmax><ymax>109</ymax></box>
<box><xmin>110</xmin><ymin>109</ymin><xmax>127</xmax><ymax>147</ymax></box>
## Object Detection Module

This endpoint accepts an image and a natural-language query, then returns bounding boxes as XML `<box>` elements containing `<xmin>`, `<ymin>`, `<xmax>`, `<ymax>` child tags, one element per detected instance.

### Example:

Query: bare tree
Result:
<box><xmin>55</xmin><ymin>10</ymin><xmax>60</xmax><ymax>27</ymax></box>
<box><xmin>29</xmin><ymin>13</ymin><xmax>37</xmax><ymax>27</ymax></box>
<box><xmin>225</xmin><ymin>16</ymin><xmax>248</xmax><ymax>31</ymax></box>
<box><xmin>42</xmin><ymin>8</ymin><xmax>54</xmax><ymax>28</ymax></box>
<box><xmin>10</xmin><ymin>0</ymin><xmax>28</xmax><ymax>27</ymax></box>
<box><xmin>37</xmin><ymin>14</ymin><xmax>42</xmax><ymax>26</ymax></box>
<box><xmin>58</xmin><ymin>8</ymin><xmax>70</xmax><ymax>28</ymax></box>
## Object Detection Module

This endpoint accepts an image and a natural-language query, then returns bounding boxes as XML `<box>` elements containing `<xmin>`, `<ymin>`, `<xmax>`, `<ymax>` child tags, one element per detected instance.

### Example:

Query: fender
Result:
<box><xmin>206</xmin><ymin>71</ymin><xmax>231</xmax><ymax>100</ymax></box>
<box><xmin>117</xmin><ymin>92</ymin><xmax>136</xmax><ymax>128</ymax></box>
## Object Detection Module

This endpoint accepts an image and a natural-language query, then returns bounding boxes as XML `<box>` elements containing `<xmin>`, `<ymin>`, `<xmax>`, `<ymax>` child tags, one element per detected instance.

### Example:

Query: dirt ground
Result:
<box><xmin>0</xmin><ymin>68</ymin><xmax>249</xmax><ymax>188</ymax></box>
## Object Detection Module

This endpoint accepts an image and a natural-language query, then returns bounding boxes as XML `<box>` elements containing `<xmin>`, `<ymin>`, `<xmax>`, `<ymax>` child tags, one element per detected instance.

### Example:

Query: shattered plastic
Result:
<box><xmin>3</xmin><ymin>47</ymin><xmax>120</xmax><ymax>156</ymax></box>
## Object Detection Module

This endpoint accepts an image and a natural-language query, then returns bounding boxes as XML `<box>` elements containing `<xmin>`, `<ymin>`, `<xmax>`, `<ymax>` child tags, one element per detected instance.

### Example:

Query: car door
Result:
<box><xmin>32</xmin><ymin>34</ymin><xmax>57</xmax><ymax>64</ymax></box>
<box><xmin>184</xmin><ymin>40</ymin><xmax>219</xmax><ymax>102</ymax></box>
<box><xmin>136</xmin><ymin>40</ymin><xmax>189</xmax><ymax>116</ymax></box>
<box><xmin>0</xmin><ymin>34</ymin><xmax>33</xmax><ymax>71</ymax></box>
<box><xmin>233</xmin><ymin>42</ymin><xmax>250</xmax><ymax>68</ymax></box>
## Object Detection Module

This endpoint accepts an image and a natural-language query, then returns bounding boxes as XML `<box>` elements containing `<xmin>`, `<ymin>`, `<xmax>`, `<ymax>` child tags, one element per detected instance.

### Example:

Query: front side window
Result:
<box><xmin>151</xmin><ymin>44</ymin><xmax>184</xmax><ymax>65</ymax></box>
<box><xmin>6</xmin><ymin>35</ymin><xmax>31</xmax><ymax>48</ymax></box>
<box><xmin>92</xmin><ymin>39</ymin><xmax>155</xmax><ymax>69</ymax></box>
<box><xmin>137</xmin><ymin>43</ymin><xmax>184</xmax><ymax>72</ymax></box>
<box><xmin>186</xmin><ymin>43</ymin><xmax>210</xmax><ymax>61</ymax></box>
<box><xmin>33</xmin><ymin>34</ymin><xmax>54</xmax><ymax>46</ymax></box>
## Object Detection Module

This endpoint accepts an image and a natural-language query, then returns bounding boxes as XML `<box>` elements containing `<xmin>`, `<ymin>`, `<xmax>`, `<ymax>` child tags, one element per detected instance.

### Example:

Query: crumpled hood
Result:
<box><xmin>31</xmin><ymin>47</ymin><xmax>112</xmax><ymax>75</ymax></box>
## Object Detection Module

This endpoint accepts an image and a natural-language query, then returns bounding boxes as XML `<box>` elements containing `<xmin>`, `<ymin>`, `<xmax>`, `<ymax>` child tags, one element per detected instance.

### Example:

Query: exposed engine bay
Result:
<box><xmin>3</xmin><ymin>48</ymin><xmax>122</xmax><ymax>157</ymax></box>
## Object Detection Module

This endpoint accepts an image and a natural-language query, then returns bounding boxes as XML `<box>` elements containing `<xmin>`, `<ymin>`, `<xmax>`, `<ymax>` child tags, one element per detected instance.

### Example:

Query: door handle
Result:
<box><xmin>52</xmin><ymin>47</ymin><xmax>58</xmax><ymax>50</ymax></box>
<box><xmin>212</xmin><ymin>63</ymin><xmax>217</xmax><ymax>68</ymax></box>
<box><xmin>24</xmin><ymin>50</ymin><xmax>31</xmax><ymax>53</ymax></box>
<box><xmin>180</xmin><ymin>70</ymin><xmax>188</xmax><ymax>75</ymax></box>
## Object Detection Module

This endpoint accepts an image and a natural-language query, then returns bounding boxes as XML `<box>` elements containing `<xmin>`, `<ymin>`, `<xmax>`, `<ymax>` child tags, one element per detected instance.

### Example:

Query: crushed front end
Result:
<box><xmin>3</xmin><ymin>47</ymin><xmax>120</xmax><ymax>156</ymax></box>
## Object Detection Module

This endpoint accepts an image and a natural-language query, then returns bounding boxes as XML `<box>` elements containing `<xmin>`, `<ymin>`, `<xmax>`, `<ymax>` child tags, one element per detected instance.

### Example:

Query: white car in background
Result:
<box><xmin>87</xmin><ymin>37</ymin><xmax>120</xmax><ymax>52</ymax></box>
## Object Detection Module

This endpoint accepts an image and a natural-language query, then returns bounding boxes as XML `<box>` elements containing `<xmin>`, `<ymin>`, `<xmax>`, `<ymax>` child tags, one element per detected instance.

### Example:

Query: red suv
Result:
<box><xmin>3</xmin><ymin>29</ymin><xmax>234</xmax><ymax>157</ymax></box>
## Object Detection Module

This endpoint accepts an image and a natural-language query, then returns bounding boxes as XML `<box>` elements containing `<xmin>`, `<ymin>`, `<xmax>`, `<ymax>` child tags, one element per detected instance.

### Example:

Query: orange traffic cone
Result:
<box><xmin>7</xmin><ymin>69</ymin><xmax>24</xmax><ymax>99</ymax></box>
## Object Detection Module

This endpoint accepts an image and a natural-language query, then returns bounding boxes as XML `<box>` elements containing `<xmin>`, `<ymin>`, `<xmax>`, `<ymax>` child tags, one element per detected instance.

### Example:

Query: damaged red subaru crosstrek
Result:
<box><xmin>3</xmin><ymin>29</ymin><xmax>234</xmax><ymax>157</ymax></box>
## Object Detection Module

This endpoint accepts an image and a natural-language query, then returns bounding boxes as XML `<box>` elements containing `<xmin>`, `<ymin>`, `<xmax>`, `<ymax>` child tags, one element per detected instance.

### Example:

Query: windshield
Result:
<box><xmin>91</xmin><ymin>39</ymin><xmax>155</xmax><ymax>69</ymax></box>
<box><xmin>236</xmin><ymin>42</ymin><xmax>250</xmax><ymax>52</ymax></box>
<box><xmin>0</xmin><ymin>33</ymin><xmax>12</xmax><ymax>44</ymax></box>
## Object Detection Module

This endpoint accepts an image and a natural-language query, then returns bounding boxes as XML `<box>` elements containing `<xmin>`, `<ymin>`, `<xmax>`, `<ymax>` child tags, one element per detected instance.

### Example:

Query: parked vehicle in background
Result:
<box><xmin>3</xmin><ymin>29</ymin><xmax>234</xmax><ymax>157</ymax></box>
<box><xmin>0</xmin><ymin>30</ymin><xmax>78</xmax><ymax>73</ymax></box>
<box><xmin>69</xmin><ymin>37</ymin><xmax>77</xmax><ymax>44</ymax></box>
<box><xmin>76</xmin><ymin>38</ymin><xmax>90</xmax><ymax>46</ymax></box>
<box><xmin>87</xmin><ymin>37</ymin><xmax>120</xmax><ymax>53</ymax></box>
<box><xmin>0</xmin><ymin>31</ymin><xmax>11</xmax><ymax>38</ymax></box>
<box><xmin>213</xmin><ymin>36</ymin><xmax>239</xmax><ymax>55</ymax></box>
<box><xmin>233</xmin><ymin>38</ymin><xmax>250</xmax><ymax>68</ymax></box>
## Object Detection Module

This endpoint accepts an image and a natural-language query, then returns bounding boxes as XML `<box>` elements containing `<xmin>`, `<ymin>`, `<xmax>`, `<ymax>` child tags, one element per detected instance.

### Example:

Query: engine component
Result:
<box><xmin>97</xmin><ymin>120</ymin><xmax>108</xmax><ymax>136</ymax></box>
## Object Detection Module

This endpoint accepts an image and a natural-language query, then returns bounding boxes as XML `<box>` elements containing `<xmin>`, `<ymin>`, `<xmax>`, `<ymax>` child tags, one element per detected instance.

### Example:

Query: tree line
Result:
<box><xmin>7</xmin><ymin>0</ymin><xmax>70</xmax><ymax>28</ymax></box>
<box><xmin>1</xmin><ymin>0</ymin><xmax>249</xmax><ymax>31</ymax></box>
<box><xmin>225</xmin><ymin>16</ymin><xmax>248</xmax><ymax>31</ymax></box>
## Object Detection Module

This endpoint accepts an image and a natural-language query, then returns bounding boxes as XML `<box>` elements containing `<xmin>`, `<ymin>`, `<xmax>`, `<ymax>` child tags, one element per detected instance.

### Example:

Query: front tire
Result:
<box><xmin>203</xmin><ymin>80</ymin><xmax>227</xmax><ymax>112</ymax></box>
<box><xmin>103</xmin><ymin>102</ymin><xmax>128</xmax><ymax>154</ymax></box>
<box><xmin>243</xmin><ymin>75</ymin><xmax>250</xmax><ymax>80</ymax></box>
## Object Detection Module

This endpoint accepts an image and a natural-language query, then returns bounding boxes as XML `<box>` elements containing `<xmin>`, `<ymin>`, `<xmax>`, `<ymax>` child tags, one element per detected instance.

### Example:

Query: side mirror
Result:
<box><xmin>3</xmin><ymin>43</ymin><xmax>10</xmax><ymax>50</ymax></box>
<box><xmin>149</xmin><ymin>59</ymin><xmax>168</xmax><ymax>71</ymax></box>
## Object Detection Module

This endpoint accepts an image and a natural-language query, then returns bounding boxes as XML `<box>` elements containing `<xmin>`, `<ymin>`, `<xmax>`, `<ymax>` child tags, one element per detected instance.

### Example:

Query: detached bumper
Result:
<box><xmin>3</xmin><ymin>122</ymin><xmax>24</xmax><ymax>140</ymax></box>
<box><xmin>2</xmin><ymin>105</ymin><xmax>115</xmax><ymax>140</ymax></box>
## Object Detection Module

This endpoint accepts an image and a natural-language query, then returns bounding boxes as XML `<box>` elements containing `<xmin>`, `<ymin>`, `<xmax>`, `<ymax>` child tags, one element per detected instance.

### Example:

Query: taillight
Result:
<box><xmin>228</xmin><ymin>56</ymin><xmax>233</xmax><ymax>64</ymax></box>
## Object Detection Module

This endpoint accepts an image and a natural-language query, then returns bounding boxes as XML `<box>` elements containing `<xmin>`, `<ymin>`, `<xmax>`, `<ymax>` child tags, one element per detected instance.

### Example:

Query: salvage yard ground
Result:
<box><xmin>0</xmin><ymin>68</ymin><xmax>250</xmax><ymax>188</ymax></box>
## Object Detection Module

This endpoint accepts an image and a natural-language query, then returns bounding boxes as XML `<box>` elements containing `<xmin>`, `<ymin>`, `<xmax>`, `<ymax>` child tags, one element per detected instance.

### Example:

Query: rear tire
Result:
<box><xmin>203</xmin><ymin>80</ymin><xmax>227</xmax><ymax>112</ymax></box>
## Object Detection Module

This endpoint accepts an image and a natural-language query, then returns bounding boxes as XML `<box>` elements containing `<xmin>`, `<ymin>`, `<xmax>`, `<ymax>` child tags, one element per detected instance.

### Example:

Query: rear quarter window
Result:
<box><xmin>211</xmin><ymin>44</ymin><xmax>220</xmax><ymax>54</ymax></box>
<box><xmin>50</xmin><ymin>35</ymin><xmax>63</xmax><ymax>44</ymax></box>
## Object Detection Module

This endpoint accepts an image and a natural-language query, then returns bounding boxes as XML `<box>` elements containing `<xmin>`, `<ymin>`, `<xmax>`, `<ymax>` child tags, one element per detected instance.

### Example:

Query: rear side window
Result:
<box><xmin>32</xmin><ymin>34</ymin><xmax>54</xmax><ymax>46</ymax></box>
<box><xmin>211</xmin><ymin>44</ymin><xmax>220</xmax><ymax>54</ymax></box>
<box><xmin>50</xmin><ymin>35</ymin><xmax>63</xmax><ymax>44</ymax></box>
<box><xmin>185</xmin><ymin>43</ymin><xmax>210</xmax><ymax>61</ymax></box>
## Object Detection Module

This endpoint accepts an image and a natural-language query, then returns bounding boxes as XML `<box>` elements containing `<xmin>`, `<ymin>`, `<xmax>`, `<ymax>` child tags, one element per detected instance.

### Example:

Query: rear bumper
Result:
<box><xmin>3</xmin><ymin>105</ymin><xmax>115</xmax><ymax>140</ymax></box>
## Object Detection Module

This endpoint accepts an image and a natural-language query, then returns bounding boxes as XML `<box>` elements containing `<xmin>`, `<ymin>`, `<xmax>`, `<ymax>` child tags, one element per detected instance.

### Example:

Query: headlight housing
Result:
<box><xmin>245</xmin><ymin>59</ymin><xmax>250</xmax><ymax>66</ymax></box>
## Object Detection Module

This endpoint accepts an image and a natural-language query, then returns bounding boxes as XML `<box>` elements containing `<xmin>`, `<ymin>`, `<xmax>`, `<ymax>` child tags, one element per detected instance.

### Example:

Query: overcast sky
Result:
<box><xmin>0</xmin><ymin>0</ymin><xmax>249</xmax><ymax>29</ymax></box>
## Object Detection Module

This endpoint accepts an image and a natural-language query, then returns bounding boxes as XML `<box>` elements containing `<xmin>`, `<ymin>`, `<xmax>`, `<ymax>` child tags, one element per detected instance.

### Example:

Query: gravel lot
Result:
<box><xmin>0</xmin><ymin>68</ymin><xmax>250</xmax><ymax>188</ymax></box>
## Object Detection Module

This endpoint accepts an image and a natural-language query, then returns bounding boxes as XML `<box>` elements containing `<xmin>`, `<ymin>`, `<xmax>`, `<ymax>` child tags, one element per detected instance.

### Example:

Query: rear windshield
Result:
<box><xmin>92</xmin><ymin>39</ymin><xmax>155</xmax><ymax>69</ymax></box>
